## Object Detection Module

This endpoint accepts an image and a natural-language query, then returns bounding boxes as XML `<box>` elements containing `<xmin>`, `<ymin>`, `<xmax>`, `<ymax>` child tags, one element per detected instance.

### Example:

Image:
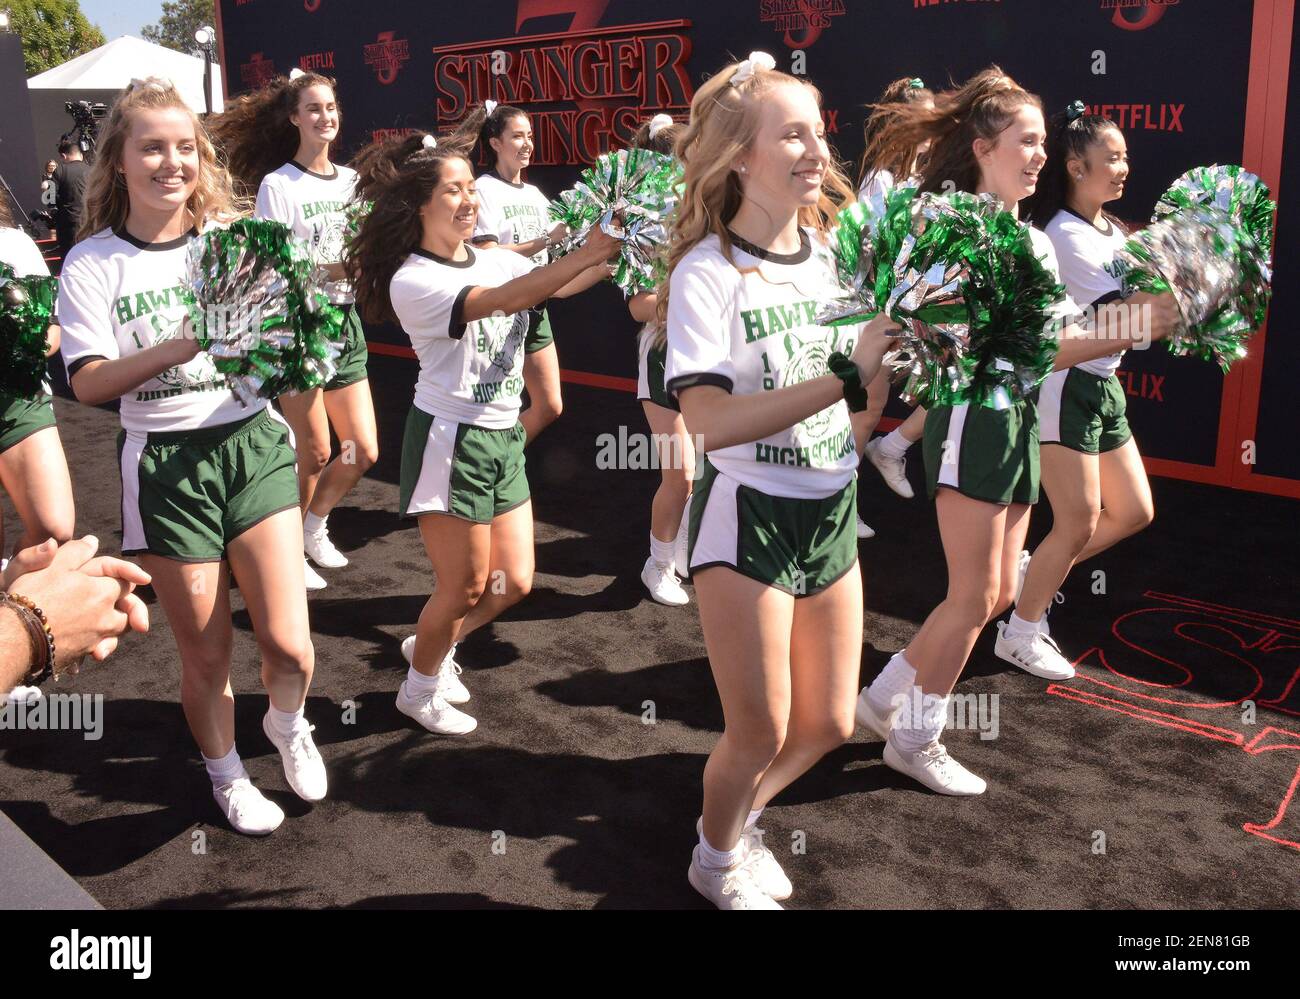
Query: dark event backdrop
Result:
<box><xmin>213</xmin><ymin>0</ymin><xmax>1296</xmax><ymax>496</ymax></box>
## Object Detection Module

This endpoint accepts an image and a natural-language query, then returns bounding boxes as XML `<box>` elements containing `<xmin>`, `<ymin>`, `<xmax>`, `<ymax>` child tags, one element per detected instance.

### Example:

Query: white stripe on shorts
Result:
<box><xmin>119</xmin><ymin>430</ymin><xmax>147</xmax><ymax>552</ymax></box>
<box><xmin>936</xmin><ymin>403</ymin><xmax>969</xmax><ymax>491</ymax></box>
<box><xmin>690</xmin><ymin>468</ymin><xmax>741</xmax><ymax>571</ymax></box>
<box><xmin>405</xmin><ymin>415</ymin><xmax>460</xmax><ymax>516</ymax></box>
<box><xmin>1037</xmin><ymin>369</ymin><xmax>1068</xmax><ymax>444</ymax></box>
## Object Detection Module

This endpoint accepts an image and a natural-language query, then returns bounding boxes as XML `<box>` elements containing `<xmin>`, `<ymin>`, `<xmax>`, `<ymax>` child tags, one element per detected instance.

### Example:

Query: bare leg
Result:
<box><xmin>0</xmin><ymin>425</ymin><xmax>75</xmax><ymax>553</ymax></box>
<box><xmin>278</xmin><ymin>389</ymin><xmax>331</xmax><ymax>512</ymax></box>
<box><xmin>1018</xmin><ymin>445</ymin><xmax>1099</xmax><ymax>622</ymax></box>
<box><xmin>520</xmin><ymin>344</ymin><xmax>562</xmax><ymax>445</ymax></box>
<box><xmin>456</xmin><ymin>501</ymin><xmax>535</xmax><ymax>640</ymax></box>
<box><xmin>411</xmin><ymin>513</ymin><xmax>491</xmax><ymax>675</ymax></box>
<box><xmin>642</xmin><ymin>401</ymin><xmax>694</xmax><ymax>542</ymax></box>
<box><xmin>307</xmin><ymin>379</ymin><xmax>379</xmax><ymax>518</ymax></box>
<box><xmin>1076</xmin><ymin>438</ymin><xmax>1154</xmax><ymax>562</ymax></box>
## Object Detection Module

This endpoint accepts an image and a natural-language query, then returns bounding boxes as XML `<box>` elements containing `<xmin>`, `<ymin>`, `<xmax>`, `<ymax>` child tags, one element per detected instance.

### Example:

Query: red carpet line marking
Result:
<box><xmin>1143</xmin><ymin>590</ymin><xmax>1300</xmax><ymax>631</ymax></box>
<box><xmin>1046</xmin><ymin>683</ymin><xmax>1246</xmax><ymax>746</ymax></box>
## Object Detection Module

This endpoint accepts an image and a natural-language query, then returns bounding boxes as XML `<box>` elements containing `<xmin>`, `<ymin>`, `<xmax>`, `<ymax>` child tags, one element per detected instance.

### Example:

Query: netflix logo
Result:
<box><xmin>1117</xmin><ymin>370</ymin><xmax>1165</xmax><ymax>402</ymax></box>
<box><xmin>365</xmin><ymin>31</ymin><xmax>410</xmax><ymax>86</ymax></box>
<box><xmin>239</xmin><ymin>52</ymin><xmax>275</xmax><ymax>88</ymax></box>
<box><xmin>300</xmin><ymin>51</ymin><xmax>335</xmax><ymax>72</ymax></box>
<box><xmin>372</xmin><ymin>128</ymin><xmax>418</xmax><ymax>143</ymax></box>
<box><xmin>1088</xmin><ymin>102</ymin><xmax>1184</xmax><ymax>132</ymax></box>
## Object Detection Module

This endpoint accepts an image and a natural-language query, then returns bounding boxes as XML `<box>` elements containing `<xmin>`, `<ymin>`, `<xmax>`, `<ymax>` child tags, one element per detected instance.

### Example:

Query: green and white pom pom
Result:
<box><xmin>548</xmin><ymin>148</ymin><xmax>683</xmax><ymax>295</ymax></box>
<box><xmin>0</xmin><ymin>263</ymin><xmax>57</xmax><ymax>397</ymax></box>
<box><xmin>184</xmin><ymin>218</ymin><xmax>344</xmax><ymax>405</ymax></box>
<box><xmin>820</xmin><ymin>189</ymin><xmax>1064</xmax><ymax>408</ymax></box>
<box><xmin>1154</xmin><ymin>164</ymin><xmax>1275</xmax><ymax>254</ymax></box>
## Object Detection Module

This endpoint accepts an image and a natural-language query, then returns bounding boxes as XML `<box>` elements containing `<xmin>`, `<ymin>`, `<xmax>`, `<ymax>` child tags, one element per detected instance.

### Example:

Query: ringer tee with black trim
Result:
<box><xmin>665</xmin><ymin>228</ymin><xmax>861</xmax><ymax>500</ymax></box>
<box><xmin>1044</xmin><ymin>207</ymin><xmax>1130</xmax><ymax>378</ymax></box>
<box><xmin>389</xmin><ymin>243</ymin><xmax>535</xmax><ymax>429</ymax></box>
<box><xmin>256</xmin><ymin>160</ymin><xmax>358</xmax><ymax>302</ymax></box>
<box><xmin>58</xmin><ymin>227</ymin><xmax>255</xmax><ymax>433</ymax></box>
<box><xmin>472</xmin><ymin>173</ymin><xmax>551</xmax><ymax>267</ymax></box>
<box><xmin>0</xmin><ymin>226</ymin><xmax>51</xmax><ymax>278</ymax></box>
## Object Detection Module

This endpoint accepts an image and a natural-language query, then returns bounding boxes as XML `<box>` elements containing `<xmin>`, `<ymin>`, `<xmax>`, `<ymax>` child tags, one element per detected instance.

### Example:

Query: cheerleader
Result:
<box><xmin>852</xmin><ymin>68</ymin><xmax>1175</xmax><ymax>795</ymax></box>
<box><xmin>209</xmin><ymin>70</ymin><xmax>377</xmax><ymax>590</ymax></box>
<box><xmin>857</xmin><ymin>79</ymin><xmax>935</xmax><ymax>514</ymax></box>
<box><xmin>997</xmin><ymin>106</ymin><xmax>1152</xmax><ymax>676</ymax></box>
<box><xmin>0</xmin><ymin>202</ymin><xmax>74</xmax><ymax>559</ymax></box>
<box><xmin>58</xmin><ymin>79</ymin><xmax>325</xmax><ymax>834</ymax></box>
<box><xmin>626</xmin><ymin>114</ymin><xmax>693</xmax><ymax>606</ymax></box>
<box><xmin>346</xmin><ymin>133</ymin><xmax>615</xmax><ymax>732</ymax></box>
<box><xmin>664</xmin><ymin>53</ymin><xmax>899</xmax><ymax>908</ymax></box>
<box><xmin>453</xmin><ymin>101</ymin><xmax>567</xmax><ymax>445</ymax></box>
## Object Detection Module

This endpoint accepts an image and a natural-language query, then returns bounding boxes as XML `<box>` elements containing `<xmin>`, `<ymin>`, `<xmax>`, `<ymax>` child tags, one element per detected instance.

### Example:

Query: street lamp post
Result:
<box><xmin>194</xmin><ymin>25</ymin><xmax>215</xmax><ymax>116</ymax></box>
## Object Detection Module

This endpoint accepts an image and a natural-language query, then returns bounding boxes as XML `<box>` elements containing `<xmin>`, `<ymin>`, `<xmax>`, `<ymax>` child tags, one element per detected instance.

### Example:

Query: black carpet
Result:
<box><xmin>2</xmin><ymin>353</ymin><xmax>1297</xmax><ymax>909</ymax></box>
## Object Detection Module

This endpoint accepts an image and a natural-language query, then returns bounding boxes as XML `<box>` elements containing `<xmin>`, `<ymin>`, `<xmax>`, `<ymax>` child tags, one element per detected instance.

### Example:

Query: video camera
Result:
<box><xmin>64</xmin><ymin>99</ymin><xmax>109</xmax><ymax>161</ymax></box>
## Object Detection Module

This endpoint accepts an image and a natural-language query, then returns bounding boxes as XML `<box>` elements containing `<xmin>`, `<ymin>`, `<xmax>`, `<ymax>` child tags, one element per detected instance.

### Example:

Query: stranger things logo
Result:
<box><xmin>1103</xmin><ymin>0</ymin><xmax>1179</xmax><ymax>31</ymax></box>
<box><xmin>239</xmin><ymin>52</ymin><xmax>276</xmax><ymax>88</ymax></box>
<box><xmin>760</xmin><ymin>0</ymin><xmax>846</xmax><ymax>48</ymax></box>
<box><xmin>434</xmin><ymin>20</ymin><xmax>693</xmax><ymax>166</ymax></box>
<box><xmin>366</xmin><ymin>32</ymin><xmax>411</xmax><ymax>86</ymax></box>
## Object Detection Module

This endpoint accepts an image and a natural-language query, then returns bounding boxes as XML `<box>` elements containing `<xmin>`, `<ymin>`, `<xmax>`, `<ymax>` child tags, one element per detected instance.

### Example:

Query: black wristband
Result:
<box><xmin>827</xmin><ymin>352</ymin><xmax>868</xmax><ymax>413</ymax></box>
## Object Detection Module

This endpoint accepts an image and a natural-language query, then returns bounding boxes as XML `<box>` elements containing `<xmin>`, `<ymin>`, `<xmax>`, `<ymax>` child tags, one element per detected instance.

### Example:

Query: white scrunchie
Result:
<box><xmin>484</xmin><ymin>99</ymin><xmax>499</xmax><ymax>117</ymax></box>
<box><xmin>422</xmin><ymin>134</ymin><xmax>437</xmax><ymax>150</ymax></box>
<box><xmin>289</xmin><ymin>67</ymin><xmax>306</xmax><ymax>80</ymax></box>
<box><xmin>731</xmin><ymin>51</ymin><xmax>776</xmax><ymax>87</ymax></box>
<box><xmin>648</xmin><ymin>113</ymin><xmax>674</xmax><ymax>140</ymax></box>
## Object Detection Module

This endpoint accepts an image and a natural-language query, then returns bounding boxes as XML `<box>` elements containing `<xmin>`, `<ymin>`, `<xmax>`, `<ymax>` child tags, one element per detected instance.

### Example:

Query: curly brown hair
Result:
<box><xmin>207</xmin><ymin>72</ymin><xmax>340</xmax><ymax>200</ymax></box>
<box><xmin>858</xmin><ymin>76</ymin><xmax>934</xmax><ymax>190</ymax></box>
<box><xmin>344</xmin><ymin>132</ymin><xmax>475</xmax><ymax>325</ymax></box>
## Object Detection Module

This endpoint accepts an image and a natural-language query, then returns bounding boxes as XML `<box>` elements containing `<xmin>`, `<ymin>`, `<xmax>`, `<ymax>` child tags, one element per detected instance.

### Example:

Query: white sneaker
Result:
<box><xmin>883</xmin><ymin>731</ymin><xmax>987</xmax><ymax>795</ymax></box>
<box><xmin>400</xmin><ymin>635</ymin><xmax>470</xmax><ymax>704</ymax></box>
<box><xmin>213</xmin><ymin>777</ymin><xmax>285</xmax><ymax>835</ymax></box>
<box><xmin>865</xmin><ymin>437</ymin><xmax>915</xmax><ymax>499</ymax></box>
<box><xmin>694</xmin><ymin>817</ymin><xmax>791</xmax><ymax>900</ymax></box>
<box><xmin>994</xmin><ymin>621</ymin><xmax>1076</xmax><ymax>680</ymax></box>
<box><xmin>687</xmin><ymin>846</ymin><xmax>783</xmax><ymax>910</ymax></box>
<box><xmin>261</xmin><ymin>712</ymin><xmax>328</xmax><ymax>801</ymax></box>
<box><xmin>854</xmin><ymin>687</ymin><xmax>899</xmax><ymax>741</ymax></box>
<box><xmin>396</xmin><ymin>680</ymin><xmax>477</xmax><ymax>735</ymax></box>
<box><xmin>641</xmin><ymin>556</ymin><xmax>690</xmax><ymax>607</ymax></box>
<box><xmin>303</xmin><ymin>558</ymin><xmax>328</xmax><ymax>591</ymax></box>
<box><xmin>304</xmin><ymin>521</ymin><xmax>348</xmax><ymax>568</ymax></box>
<box><xmin>856</xmin><ymin>515</ymin><xmax>876</xmax><ymax>539</ymax></box>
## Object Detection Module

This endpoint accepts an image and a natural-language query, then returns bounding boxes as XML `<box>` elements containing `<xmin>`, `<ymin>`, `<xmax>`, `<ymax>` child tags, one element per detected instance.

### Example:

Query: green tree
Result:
<box><xmin>141</xmin><ymin>0</ymin><xmax>215</xmax><ymax>56</ymax></box>
<box><xmin>5</xmin><ymin>0</ymin><xmax>106</xmax><ymax>76</ymax></box>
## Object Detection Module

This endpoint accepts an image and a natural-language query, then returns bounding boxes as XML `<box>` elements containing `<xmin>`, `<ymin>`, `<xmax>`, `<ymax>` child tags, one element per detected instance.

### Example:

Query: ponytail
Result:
<box><xmin>449</xmin><ymin>101</ymin><xmax>528</xmax><ymax>173</ymax></box>
<box><xmin>1024</xmin><ymin>103</ymin><xmax>1124</xmax><ymax>229</ymax></box>
<box><xmin>858</xmin><ymin>76</ymin><xmax>933</xmax><ymax>190</ymax></box>
<box><xmin>345</xmin><ymin>131</ymin><xmax>474</xmax><ymax>325</ymax></box>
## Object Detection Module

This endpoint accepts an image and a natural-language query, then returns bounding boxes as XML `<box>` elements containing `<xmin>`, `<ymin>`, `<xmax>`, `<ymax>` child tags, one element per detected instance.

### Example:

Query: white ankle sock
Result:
<box><xmin>649</xmin><ymin>532</ymin><xmax>674</xmax><ymax>567</ymax></box>
<box><xmin>267</xmin><ymin>702</ymin><xmax>306</xmax><ymax>738</ymax></box>
<box><xmin>893</xmin><ymin>689</ymin><xmax>949</xmax><ymax>753</ymax></box>
<box><xmin>868</xmin><ymin>652</ymin><xmax>917</xmax><ymax>715</ymax></box>
<box><xmin>698</xmin><ymin>831</ymin><xmax>744</xmax><ymax>870</ymax></box>
<box><xmin>744</xmin><ymin>808</ymin><xmax>763</xmax><ymax>830</ymax></box>
<box><xmin>203</xmin><ymin>745</ymin><xmax>245</xmax><ymax>787</ymax></box>
<box><xmin>303</xmin><ymin>512</ymin><xmax>326</xmax><ymax>535</ymax></box>
<box><xmin>878</xmin><ymin>428</ymin><xmax>912</xmax><ymax>460</ymax></box>
<box><xmin>1005</xmin><ymin>611</ymin><xmax>1041</xmax><ymax>639</ymax></box>
<box><xmin>405</xmin><ymin>665</ymin><xmax>441</xmax><ymax>698</ymax></box>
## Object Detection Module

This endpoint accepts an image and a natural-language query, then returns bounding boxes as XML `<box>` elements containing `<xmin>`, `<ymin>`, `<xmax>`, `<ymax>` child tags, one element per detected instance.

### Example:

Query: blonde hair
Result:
<box><xmin>657</xmin><ymin>60</ymin><xmax>853</xmax><ymax>328</ymax></box>
<box><xmin>79</xmin><ymin>77</ymin><xmax>245</xmax><ymax>241</ymax></box>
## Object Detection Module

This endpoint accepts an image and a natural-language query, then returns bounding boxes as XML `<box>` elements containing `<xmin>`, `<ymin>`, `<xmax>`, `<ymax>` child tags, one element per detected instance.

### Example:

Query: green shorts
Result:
<box><xmin>1038</xmin><ymin>368</ymin><xmax>1131</xmax><ymax>454</ymax></box>
<box><xmin>399</xmin><ymin>406</ymin><xmax>530</xmax><ymax>523</ymax></box>
<box><xmin>0</xmin><ymin>391</ymin><xmax>57</xmax><ymax>454</ymax></box>
<box><xmin>524</xmin><ymin>308</ymin><xmax>554</xmax><ymax>354</ymax></box>
<box><xmin>117</xmin><ymin>408</ymin><xmax>300</xmax><ymax>562</ymax></box>
<box><xmin>326</xmin><ymin>305</ymin><xmax>369</xmax><ymax>390</ymax></box>
<box><xmin>924</xmin><ymin>399</ymin><xmax>1040</xmax><ymax>506</ymax></box>
<box><xmin>637</xmin><ymin>338</ymin><xmax>671</xmax><ymax>410</ymax></box>
<box><xmin>687</xmin><ymin>458</ymin><xmax>859</xmax><ymax>596</ymax></box>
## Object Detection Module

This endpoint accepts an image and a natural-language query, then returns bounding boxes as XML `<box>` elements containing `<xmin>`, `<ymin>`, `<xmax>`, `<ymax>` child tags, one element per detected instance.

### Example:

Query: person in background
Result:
<box><xmin>52</xmin><ymin>139</ymin><xmax>89</xmax><ymax>258</ymax></box>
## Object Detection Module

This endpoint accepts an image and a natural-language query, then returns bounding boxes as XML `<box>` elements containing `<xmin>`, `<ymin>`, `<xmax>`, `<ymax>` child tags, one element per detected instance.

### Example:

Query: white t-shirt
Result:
<box><xmin>255</xmin><ymin>160</ymin><xmax>358</xmax><ymax>303</ymax></box>
<box><xmin>58</xmin><ymin>227</ymin><xmax>255</xmax><ymax>433</ymax></box>
<box><xmin>858</xmin><ymin>168</ymin><xmax>921</xmax><ymax>207</ymax></box>
<box><xmin>1044</xmin><ymin>208</ymin><xmax>1130</xmax><ymax>378</ymax></box>
<box><xmin>0</xmin><ymin>226</ymin><xmax>51</xmax><ymax>278</ymax></box>
<box><xmin>472</xmin><ymin>173</ymin><xmax>552</xmax><ymax>267</ymax></box>
<box><xmin>666</xmin><ymin>228</ymin><xmax>860</xmax><ymax>499</ymax></box>
<box><xmin>389</xmin><ymin>244</ymin><xmax>535</xmax><ymax>429</ymax></box>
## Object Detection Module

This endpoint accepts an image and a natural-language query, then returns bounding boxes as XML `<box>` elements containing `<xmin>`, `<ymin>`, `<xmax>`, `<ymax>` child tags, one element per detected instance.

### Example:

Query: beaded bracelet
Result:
<box><xmin>0</xmin><ymin>591</ymin><xmax>56</xmax><ymax>686</ymax></box>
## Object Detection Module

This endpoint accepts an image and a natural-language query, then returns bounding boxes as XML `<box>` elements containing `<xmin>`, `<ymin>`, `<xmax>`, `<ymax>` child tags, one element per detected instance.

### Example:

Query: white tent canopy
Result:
<box><xmin>28</xmin><ymin>35</ymin><xmax>224</xmax><ymax>114</ymax></box>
